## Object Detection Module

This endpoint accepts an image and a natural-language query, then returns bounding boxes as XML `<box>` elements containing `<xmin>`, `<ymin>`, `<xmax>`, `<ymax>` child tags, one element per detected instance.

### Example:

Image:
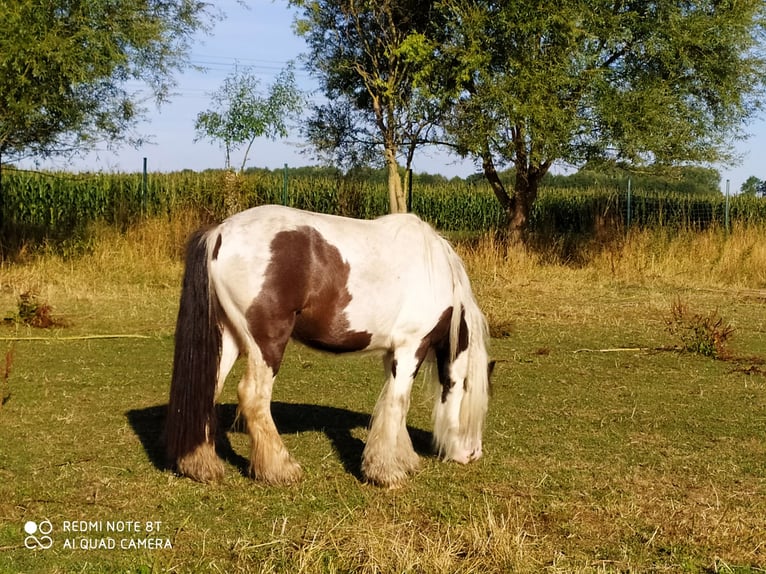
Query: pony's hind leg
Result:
<box><xmin>362</xmin><ymin>350</ymin><xmax>420</xmax><ymax>487</ymax></box>
<box><xmin>216</xmin><ymin>324</ymin><xmax>239</xmax><ymax>401</ymax></box>
<box><xmin>237</xmin><ymin>355</ymin><xmax>302</xmax><ymax>485</ymax></box>
<box><xmin>174</xmin><ymin>327</ymin><xmax>236</xmax><ymax>482</ymax></box>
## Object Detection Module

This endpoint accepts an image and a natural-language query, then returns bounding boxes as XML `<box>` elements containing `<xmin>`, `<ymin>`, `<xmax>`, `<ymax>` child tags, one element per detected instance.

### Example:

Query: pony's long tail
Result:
<box><xmin>165</xmin><ymin>228</ymin><xmax>224</xmax><ymax>482</ymax></box>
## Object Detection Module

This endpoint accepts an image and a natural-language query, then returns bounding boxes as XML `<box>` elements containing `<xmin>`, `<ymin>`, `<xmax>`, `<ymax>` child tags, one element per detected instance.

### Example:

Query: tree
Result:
<box><xmin>290</xmin><ymin>0</ymin><xmax>441</xmax><ymax>213</ymax></box>
<box><xmin>409</xmin><ymin>0</ymin><xmax>766</xmax><ymax>241</ymax></box>
<box><xmin>0</xmin><ymin>0</ymin><xmax>212</xmax><ymax>163</ymax></box>
<box><xmin>194</xmin><ymin>65</ymin><xmax>304</xmax><ymax>173</ymax></box>
<box><xmin>571</xmin><ymin>161</ymin><xmax>721</xmax><ymax>194</ymax></box>
<box><xmin>740</xmin><ymin>176</ymin><xmax>763</xmax><ymax>196</ymax></box>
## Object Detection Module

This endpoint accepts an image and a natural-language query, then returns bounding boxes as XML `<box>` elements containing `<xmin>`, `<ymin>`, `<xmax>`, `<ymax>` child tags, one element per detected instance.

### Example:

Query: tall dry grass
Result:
<box><xmin>592</xmin><ymin>225</ymin><xmax>766</xmax><ymax>288</ymax></box>
<box><xmin>2</xmin><ymin>213</ymin><xmax>764</xmax><ymax>336</ymax></box>
<box><xmin>454</xmin><ymin>225</ymin><xmax>766</xmax><ymax>342</ymax></box>
<box><xmin>0</xmin><ymin>210</ymin><xmax>205</xmax><ymax>299</ymax></box>
<box><xmin>457</xmin><ymin>225</ymin><xmax>766</xmax><ymax>290</ymax></box>
<box><xmin>0</xmin><ymin>211</ymin><xmax>208</xmax><ymax>334</ymax></box>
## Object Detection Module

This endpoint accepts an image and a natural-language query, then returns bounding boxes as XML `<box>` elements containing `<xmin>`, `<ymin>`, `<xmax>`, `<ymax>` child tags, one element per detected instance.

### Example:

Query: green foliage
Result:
<box><xmin>740</xmin><ymin>176</ymin><xmax>766</xmax><ymax>197</ymax></box>
<box><xmin>549</xmin><ymin>162</ymin><xmax>721</xmax><ymax>195</ymax></box>
<box><xmin>0</xmin><ymin>0</ymin><xmax>213</xmax><ymax>161</ymax></box>
<box><xmin>404</xmin><ymin>0</ymin><xmax>766</xmax><ymax>235</ymax></box>
<box><xmin>194</xmin><ymin>65</ymin><xmax>304</xmax><ymax>173</ymax></box>
<box><xmin>290</xmin><ymin>0</ymin><xmax>440</xmax><ymax>212</ymax></box>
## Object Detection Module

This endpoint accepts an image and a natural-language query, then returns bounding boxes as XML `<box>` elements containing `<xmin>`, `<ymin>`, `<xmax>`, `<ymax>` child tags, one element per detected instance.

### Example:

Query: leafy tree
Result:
<box><xmin>0</xmin><ymin>0</ymin><xmax>212</xmax><ymax>163</ymax></box>
<box><xmin>566</xmin><ymin>161</ymin><xmax>721</xmax><ymax>194</ymax></box>
<box><xmin>290</xmin><ymin>0</ymin><xmax>441</xmax><ymax>213</ymax></box>
<box><xmin>740</xmin><ymin>176</ymin><xmax>763</xmax><ymax>196</ymax></box>
<box><xmin>194</xmin><ymin>65</ymin><xmax>304</xmax><ymax>173</ymax></box>
<box><xmin>408</xmin><ymin>0</ymin><xmax>766</xmax><ymax>241</ymax></box>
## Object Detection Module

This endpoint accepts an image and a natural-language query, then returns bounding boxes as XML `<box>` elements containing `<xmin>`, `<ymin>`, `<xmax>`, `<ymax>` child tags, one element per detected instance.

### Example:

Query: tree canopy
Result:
<box><xmin>416</xmin><ymin>0</ymin><xmax>766</xmax><ymax>237</ymax></box>
<box><xmin>407</xmin><ymin>0</ymin><xmax>766</xmax><ymax>238</ymax></box>
<box><xmin>740</xmin><ymin>176</ymin><xmax>766</xmax><ymax>196</ymax></box>
<box><xmin>0</xmin><ymin>0</ymin><xmax>212</xmax><ymax>163</ymax></box>
<box><xmin>290</xmin><ymin>0</ymin><xmax>440</xmax><ymax>213</ymax></box>
<box><xmin>194</xmin><ymin>65</ymin><xmax>304</xmax><ymax>173</ymax></box>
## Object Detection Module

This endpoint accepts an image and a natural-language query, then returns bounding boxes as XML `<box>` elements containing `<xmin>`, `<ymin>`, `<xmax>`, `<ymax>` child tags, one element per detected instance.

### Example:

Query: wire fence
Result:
<box><xmin>531</xmin><ymin>187</ymin><xmax>766</xmax><ymax>236</ymax></box>
<box><xmin>1</xmin><ymin>168</ymin><xmax>764</xmax><ymax>252</ymax></box>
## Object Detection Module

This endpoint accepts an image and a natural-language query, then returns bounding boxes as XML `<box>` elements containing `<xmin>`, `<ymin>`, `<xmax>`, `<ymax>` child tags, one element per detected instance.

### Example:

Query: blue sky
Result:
<box><xmin>33</xmin><ymin>0</ymin><xmax>766</xmax><ymax>194</ymax></box>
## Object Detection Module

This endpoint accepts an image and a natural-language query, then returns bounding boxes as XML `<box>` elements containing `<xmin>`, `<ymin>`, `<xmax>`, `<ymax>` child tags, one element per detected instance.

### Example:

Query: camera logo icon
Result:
<box><xmin>24</xmin><ymin>520</ymin><xmax>53</xmax><ymax>550</ymax></box>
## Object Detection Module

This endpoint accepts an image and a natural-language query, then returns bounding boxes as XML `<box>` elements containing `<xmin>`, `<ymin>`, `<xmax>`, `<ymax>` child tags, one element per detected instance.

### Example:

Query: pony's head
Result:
<box><xmin>432</xmin><ymin>302</ymin><xmax>492</xmax><ymax>463</ymax></box>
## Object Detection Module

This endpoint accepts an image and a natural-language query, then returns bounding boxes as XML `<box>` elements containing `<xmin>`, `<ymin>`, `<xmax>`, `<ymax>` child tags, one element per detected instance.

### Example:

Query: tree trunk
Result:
<box><xmin>506</xmin><ymin>168</ymin><xmax>541</xmax><ymax>244</ymax></box>
<box><xmin>481</xmin><ymin>148</ymin><xmax>548</xmax><ymax>244</ymax></box>
<box><xmin>385</xmin><ymin>148</ymin><xmax>407</xmax><ymax>213</ymax></box>
<box><xmin>482</xmin><ymin>150</ymin><xmax>512</xmax><ymax>212</ymax></box>
<box><xmin>373</xmin><ymin>91</ymin><xmax>407</xmax><ymax>214</ymax></box>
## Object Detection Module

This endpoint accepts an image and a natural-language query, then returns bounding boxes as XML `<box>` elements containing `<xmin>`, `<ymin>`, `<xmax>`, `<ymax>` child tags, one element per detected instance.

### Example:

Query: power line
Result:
<box><xmin>189</xmin><ymin>53</ymin><xmax>295</xmax><ymax>66</ymax></box>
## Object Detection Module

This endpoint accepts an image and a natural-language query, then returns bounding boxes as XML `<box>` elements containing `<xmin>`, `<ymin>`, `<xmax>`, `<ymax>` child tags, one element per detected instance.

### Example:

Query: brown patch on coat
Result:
<box><xmin>246</xmin><ymin>226</ymin><xmax>372</xmax><ymax>372</ymax></box>
<box><xmin>413</xmin><ymin>306</ymin><xmax>469</xmax><ymax>402</ymax></box>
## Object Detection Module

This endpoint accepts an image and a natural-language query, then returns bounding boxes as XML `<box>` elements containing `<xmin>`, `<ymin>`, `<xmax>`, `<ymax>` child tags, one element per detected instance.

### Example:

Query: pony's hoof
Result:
<box><xmin>361</xmin><ymin>456</ymin><xmax>413</xmax><ymax>488</ymax></box>
<box><xmin>251</xmin><ymin>456</ymin><xmax>303</xmax><ymax>485</ymax></box>
<box><xmin>176</xmin><ymin>443</ymin><xmax>225</xmax><ymax>483</ymax></box>
<box><xmin>446</xmin><ymin>447</ymin><xmax>483</xmax><ymax>465</ymax></box>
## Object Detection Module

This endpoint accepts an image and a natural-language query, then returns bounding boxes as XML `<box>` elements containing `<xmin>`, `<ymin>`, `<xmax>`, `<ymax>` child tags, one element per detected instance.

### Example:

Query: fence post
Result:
<box><xmin>725</xmin><ymin>179</ymin><xmax>730</xmax><ymax>233</ymax></box>
<box><xmin>282</xmin><ymin>163</ymin><xmax>288</xmax><ymax>206</ymax></box>
<box><xmin>626</xmin><ymin>177</ymin><xmax>632</xmax><ymax>232</ymax></box>
<box><xmin>142</xmin><ymin>157</ymin><xmax>148</xmax><ymax>216</ymax></box>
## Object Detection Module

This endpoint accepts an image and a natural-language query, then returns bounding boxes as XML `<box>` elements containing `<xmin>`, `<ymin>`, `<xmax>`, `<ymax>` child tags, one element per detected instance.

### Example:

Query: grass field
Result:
<box><xmin>0</xmin><ymin>219</ymin><xmax>765</xmax><ymax>573</ymax></box>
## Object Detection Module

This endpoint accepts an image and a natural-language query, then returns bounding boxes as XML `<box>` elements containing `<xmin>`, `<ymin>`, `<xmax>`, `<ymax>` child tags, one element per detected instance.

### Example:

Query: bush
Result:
<box><xmin>665</xmin><ymin>299</ymin><xmax>734</xmax><ymax>358</ymax></box>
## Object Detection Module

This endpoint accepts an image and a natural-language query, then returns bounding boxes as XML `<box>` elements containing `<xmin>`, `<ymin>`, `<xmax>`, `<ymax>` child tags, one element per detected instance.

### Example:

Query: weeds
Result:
<box><xmin>665</xmin><ymin>298</ymin><xmax>734</xmax><ymax>358</ymax></box>
<box><xmin>4</xmin><ymin>291</ymin><xmax>65</xmax><ymax>328</ymax></box>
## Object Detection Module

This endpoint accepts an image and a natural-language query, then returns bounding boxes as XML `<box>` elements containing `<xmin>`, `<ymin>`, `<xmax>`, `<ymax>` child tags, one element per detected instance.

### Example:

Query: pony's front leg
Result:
<box><xmin>433</xmin><ymin>379</ymin><xmax>471</xmax><ymax>462</ymax></box>
<box><xmin>362</xmin><ymin>350</ymin><xmax>420</xmax><ymax>487</ymax></box>
<box><xmin>433</xmin><ymin>351</ymin><xmax>483</xmax><ymax>464</ymax></box>
<box><xmin>237</xmin><ymin>357</ymin><xmax>302</xmax><ymax>485</ymax></box>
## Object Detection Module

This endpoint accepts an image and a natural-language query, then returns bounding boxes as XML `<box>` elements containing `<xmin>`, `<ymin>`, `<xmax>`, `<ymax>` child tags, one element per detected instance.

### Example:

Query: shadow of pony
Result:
<box><xmin>126</xmin><ymin>402</ymin><xmax>432</xmax><ymax>481</ymax></box>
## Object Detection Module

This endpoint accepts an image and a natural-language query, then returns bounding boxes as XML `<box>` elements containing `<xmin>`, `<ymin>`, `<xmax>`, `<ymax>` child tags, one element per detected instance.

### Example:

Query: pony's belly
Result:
<box><xmin>291</xmin><ymin>311</ymin><xmax>373</xmax><ymax>353</ymax></box>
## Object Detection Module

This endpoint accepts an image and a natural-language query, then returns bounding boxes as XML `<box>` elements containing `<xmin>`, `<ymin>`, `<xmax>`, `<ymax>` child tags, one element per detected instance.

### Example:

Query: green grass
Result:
<box><xmin>1</xmin><ymin>225</ymin><xmax>765</xmax><ymax>573</ymax></box>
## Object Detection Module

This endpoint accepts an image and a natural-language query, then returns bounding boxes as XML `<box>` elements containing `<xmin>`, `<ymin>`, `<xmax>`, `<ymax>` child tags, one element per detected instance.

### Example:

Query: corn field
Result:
<box><xmin>1</xmin><ymin>168</ymin><xmax>765</xmax><ymax>250</ymax></box>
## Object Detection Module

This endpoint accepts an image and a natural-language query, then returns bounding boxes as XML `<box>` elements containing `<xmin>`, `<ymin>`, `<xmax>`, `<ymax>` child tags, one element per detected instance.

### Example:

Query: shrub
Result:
<box><xmin>665</xmin><ymin>298</ymin><xmax>734</xmax><ymax>358</ymax></box>
<box><xmin>7</xmin><ymin>291</ymin><xmax>65</xmax><ymax>329</ymax></box>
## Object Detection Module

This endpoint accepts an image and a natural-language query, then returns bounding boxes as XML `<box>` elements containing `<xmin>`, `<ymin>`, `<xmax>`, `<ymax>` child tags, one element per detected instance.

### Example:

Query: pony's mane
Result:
<box><xmin>437</xmin><ymin>234</ymin><xmax>490</xmax><ymax>444</ymax></box>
